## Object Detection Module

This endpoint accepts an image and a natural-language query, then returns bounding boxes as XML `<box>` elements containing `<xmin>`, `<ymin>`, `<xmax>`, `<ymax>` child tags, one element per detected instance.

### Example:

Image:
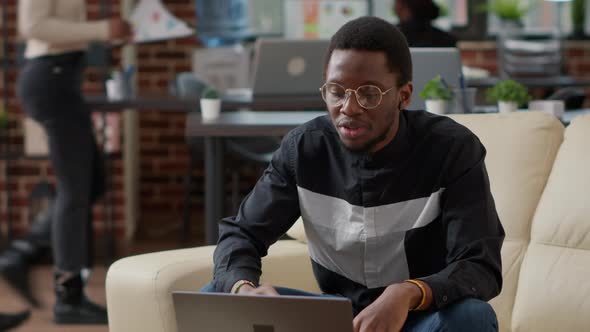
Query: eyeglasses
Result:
<box><xmin>319</xmin><ymin>83</ymin><xmax>395</xmax><ymax>110</ymax></box>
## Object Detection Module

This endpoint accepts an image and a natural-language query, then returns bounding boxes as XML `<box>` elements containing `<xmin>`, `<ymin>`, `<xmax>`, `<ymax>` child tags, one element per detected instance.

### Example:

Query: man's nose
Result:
<box><xmin>340</xmin><ymin>91</ymin><xmax>363</xmax><ymax>116</ymax></box>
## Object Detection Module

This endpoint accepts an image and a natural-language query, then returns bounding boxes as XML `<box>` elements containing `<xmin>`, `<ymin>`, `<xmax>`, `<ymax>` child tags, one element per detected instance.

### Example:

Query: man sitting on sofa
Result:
<box><xmin>206</xmin><ymin>16</ymin><xmax>504</xmax><ymax>332</ymax></box>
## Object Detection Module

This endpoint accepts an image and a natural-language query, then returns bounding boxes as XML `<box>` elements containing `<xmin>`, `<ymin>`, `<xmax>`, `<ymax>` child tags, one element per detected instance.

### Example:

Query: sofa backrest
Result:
<box><xmin>449</xmin><ymin>112</ymin><xmax>564</xmax><ymax>332</ymax></box>
<box><xmin>510</xmin><ymin>114</ymin><xmax>590</xmax><ymax>332</ymax></box>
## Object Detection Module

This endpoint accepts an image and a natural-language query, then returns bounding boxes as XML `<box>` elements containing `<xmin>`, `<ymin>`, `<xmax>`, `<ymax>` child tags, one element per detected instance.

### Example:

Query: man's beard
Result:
<box><xmin>342</xmin><ymin>128</ymin><xmax>390</xmax><ymax>153</ymax></box>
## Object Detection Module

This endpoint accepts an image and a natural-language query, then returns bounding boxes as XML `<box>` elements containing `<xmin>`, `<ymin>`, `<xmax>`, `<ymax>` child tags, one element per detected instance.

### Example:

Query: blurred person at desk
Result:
<box><xmin>394</xmin><ymin>0</ymin><xmax>457</xmax><ymax>47</ymax></box>
<box><xmin>0</xmin><ymin>0</ymin><xmax>130</xmax><ymax>325</ymax></box>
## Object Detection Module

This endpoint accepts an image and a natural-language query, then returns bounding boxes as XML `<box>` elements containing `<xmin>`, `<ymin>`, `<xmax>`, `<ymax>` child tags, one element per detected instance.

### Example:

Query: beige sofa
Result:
<box><xmin>106</xmin><ymin>112</ymin><xmax>590</xmax><ymax>332</ymax></box>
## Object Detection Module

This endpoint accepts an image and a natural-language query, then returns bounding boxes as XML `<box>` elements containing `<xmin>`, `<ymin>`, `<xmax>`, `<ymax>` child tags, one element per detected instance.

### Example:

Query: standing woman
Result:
<box><xmin>16</xmin><ymin>0</ymin><xmax>130</xmax><ymax>324</ymax></box>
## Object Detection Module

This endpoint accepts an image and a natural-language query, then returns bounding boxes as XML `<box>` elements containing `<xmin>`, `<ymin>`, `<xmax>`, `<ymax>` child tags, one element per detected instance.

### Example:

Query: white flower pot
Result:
<box><xmin>425</xmin><ymin>99</ymin><xmax>447</xmax><ymax>115</ymax></box>
<box><xmin>498</xmin><ymin>101</ymin><xmax>518</xmax><ymax>114</ymax></box>
<box><xmin>200</xmin><ymin>99</ymin><xmax>221</xmax><ymax>121</ymax></box>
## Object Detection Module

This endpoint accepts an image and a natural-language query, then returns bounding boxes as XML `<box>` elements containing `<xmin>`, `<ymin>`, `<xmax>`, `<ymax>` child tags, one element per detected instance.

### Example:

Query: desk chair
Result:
<box><xmin>175</xmin><ymin>73</ymin><xmax>280</xmax><ymax>243</ymax></box>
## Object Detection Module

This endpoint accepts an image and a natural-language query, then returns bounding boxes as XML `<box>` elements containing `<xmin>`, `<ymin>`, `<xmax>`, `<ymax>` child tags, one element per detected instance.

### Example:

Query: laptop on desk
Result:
<box><xmin>408</xmin><ymin>47</ymin><xmax>462</xmax><ymax>111</ymax></box>
<box><xmin>173</xmin><ymin>291</ymin><xmax>353</xmax><ymax>332</ymax></box>
<box><xmin>224</xmin><ymin>44</ymin><xmax>463</xmax><ymax>111</ymax></box>
<box><xmin>224</xmin><ymin>38</ymin><xmax>329</xmax><ymax>103</ymax></box>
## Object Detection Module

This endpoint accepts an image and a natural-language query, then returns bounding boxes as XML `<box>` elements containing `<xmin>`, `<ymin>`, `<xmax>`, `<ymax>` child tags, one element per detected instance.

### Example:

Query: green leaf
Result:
<box><xmin>478</xmin><ymin>0</ymin><xmax>533</xmax><ymax>21</ymax></box>
<box><xmin>419</xmin><ymin>75</ymin><xmax>453</xmax><ymax>101</ymax></box>
<box><xmin>486</xmin><ymin>79</ymin><xmax>531</xmax><ymax>104</ymax></box>
<box><xmin>572</xmin><ymin>0</ymin><xmax>585</xmax><ymax>29</ymax></box>
<box><xmin>201</xmin><ymin>86</ymin><xmax>220</xmax><ymax>99</ymax></box>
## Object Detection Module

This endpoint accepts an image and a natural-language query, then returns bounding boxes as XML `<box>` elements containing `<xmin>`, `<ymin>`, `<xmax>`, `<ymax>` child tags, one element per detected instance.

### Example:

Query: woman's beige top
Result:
<box><xmin>18</xmin><ymin>0</ymin><xmax>110</xmax><ymax>59</ymax></box>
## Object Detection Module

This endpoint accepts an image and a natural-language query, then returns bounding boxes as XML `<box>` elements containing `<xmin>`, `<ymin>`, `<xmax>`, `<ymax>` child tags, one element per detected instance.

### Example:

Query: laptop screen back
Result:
<box><xmin>251</xmin><ymin>38</ymin><xmax>330</xmax><ymax>98</ymax></box>
<box><xmin>408</xmin><ymin>47</ymin><xmax>462</xmax><ymax>111</ymax></box>
<box><xmin>173</xmin><ymin>292</ymin><xmax>353</xmax><ymax>332</ymax></box>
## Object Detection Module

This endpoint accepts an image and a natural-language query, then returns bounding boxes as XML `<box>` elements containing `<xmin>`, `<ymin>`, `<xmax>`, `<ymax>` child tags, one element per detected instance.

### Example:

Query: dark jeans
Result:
<box><xmin>17</xmin><ymin>52</ymin><xmax>104</xmax><ymax>272</ymax></box>
<box><xmin>200</xmin><ymin>283</ymin><xmax>498</xmax><ymax>332</ymax></box>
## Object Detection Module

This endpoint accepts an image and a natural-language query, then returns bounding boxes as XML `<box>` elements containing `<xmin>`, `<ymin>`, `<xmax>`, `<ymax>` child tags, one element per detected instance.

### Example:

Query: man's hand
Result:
<box><xmin>109</xmin><ymin>18</ymin><xmax>132</xmax><ymax>42</ymax></box>
<box><xmin>352</xmin><ymin>282</ymin><xmax>422</xmax><ymax>332</ymax></box>
<box><xmin>236</xmin><ymin>283</ymin><xmax>280</xmax><ymax>296</ymax></box>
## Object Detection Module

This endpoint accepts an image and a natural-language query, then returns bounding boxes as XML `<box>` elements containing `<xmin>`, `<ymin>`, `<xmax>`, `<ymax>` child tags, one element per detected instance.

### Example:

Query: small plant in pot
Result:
<box><xmin>486</xmin><ymin>79</ymin><xmax>530</xmax><ymax>113</ymax></box>
<box><xmin>200</xmin><ymin>86</ymin><xmax>221</xmax><ymax>121</ymax></box>
<box><xmin>419</xmin><ymin>75</ymin><xmax>453</xmax><ymax>115</ymax></box>
<box><xmin>480</xmin><ymin>0</ymin><xmax>531</xmax><ymax>25</ymax></box>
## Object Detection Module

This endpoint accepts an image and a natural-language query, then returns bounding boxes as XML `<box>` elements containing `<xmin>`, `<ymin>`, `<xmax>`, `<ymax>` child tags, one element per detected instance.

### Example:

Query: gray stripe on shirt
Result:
<box><xmin>297</xmin><ymin>186</ymin><xmax>444</xmax><ymax>288</ymax></box>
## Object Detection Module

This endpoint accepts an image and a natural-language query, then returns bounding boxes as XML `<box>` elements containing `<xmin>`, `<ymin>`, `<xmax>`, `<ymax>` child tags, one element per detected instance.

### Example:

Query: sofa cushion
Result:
<box><xmin>450</xmin><ymin>112</ymin><xmax>563</xmax><ymax>242</ymax></box>
<box><xmin>286</xmin><ymin>216</ymin><xmax>306</xmax><ymax>243</ymax></box>
<box><xmin>511</xmin><ymin>114</ymin><xmax>590</xmax><ymax>332</ymax></box>
<box><xmin>529</xmin><ymin>114</ymin><xmax>590</xmax><ymax>249</ymax></box>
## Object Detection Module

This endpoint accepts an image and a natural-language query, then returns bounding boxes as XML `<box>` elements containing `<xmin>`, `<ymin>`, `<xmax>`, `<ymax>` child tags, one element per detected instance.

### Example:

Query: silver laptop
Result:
<box><xmin>173</xmin><ymin>291</ymin><xmax>353</xmax><ymax>332</ymax></box>
<box><xmin>408</xmin><ymin>47</ymin><xmax>463</xmax><ymax>110</ymax></box>
<box><xmin>251</xmin><ymin>38</ymin><xmax>330</xmax><ymax>98</ymax></box>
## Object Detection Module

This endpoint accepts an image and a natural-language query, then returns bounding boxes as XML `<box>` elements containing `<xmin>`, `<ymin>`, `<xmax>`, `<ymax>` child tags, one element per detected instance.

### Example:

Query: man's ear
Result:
<box><xmin>399</xmin><ymin>82</ymin><xmax>413</xmax><ymax>110</ymax></box>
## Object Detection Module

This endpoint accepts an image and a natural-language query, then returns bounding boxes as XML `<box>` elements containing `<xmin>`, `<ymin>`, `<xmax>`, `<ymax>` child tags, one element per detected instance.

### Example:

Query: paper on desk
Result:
<box><xmin>129</xmin><ymin>0</ymin><xmax>194</xmax><ymax>43</ymax></box>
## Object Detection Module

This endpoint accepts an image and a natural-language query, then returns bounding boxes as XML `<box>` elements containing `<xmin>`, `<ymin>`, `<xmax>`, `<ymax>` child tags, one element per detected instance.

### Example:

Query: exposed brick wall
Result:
<box><xmin>134</xmin><ymin>0</ymin><xmax>203</xmax><ymax>243</ymax></box>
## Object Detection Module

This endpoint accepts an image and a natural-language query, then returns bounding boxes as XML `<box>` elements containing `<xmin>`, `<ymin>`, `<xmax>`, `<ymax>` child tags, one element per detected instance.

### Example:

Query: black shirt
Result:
<box><xmin>213</xmin><ymin>110</ymin><xmax>504</xmax><ymax>315</ymax></box>
<box><xmin>398</xmin><ymin>20</ymin><xmax>457</xmax><ymax>47</ymax></box>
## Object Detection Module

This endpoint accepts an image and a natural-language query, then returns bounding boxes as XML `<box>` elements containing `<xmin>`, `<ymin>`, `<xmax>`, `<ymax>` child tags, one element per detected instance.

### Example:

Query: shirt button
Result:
<box><xmin>442</xmin><ymin>295</ymin><xmax>448</xmax><ymax>302</ymax></box>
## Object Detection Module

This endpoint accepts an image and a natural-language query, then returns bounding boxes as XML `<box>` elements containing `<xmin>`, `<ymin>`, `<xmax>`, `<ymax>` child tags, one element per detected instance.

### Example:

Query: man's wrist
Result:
<box><xmin>231</xmin><ymin>280</ymin><xmax>256</xmax><ymax>294</ymax></box>
<box><xmin>403</xmin><ymin>279</ymin><xmax>432</xmax><ymax>311</ymax></box>
<box><xmin>385</xmin><ymin>282</ymin><xmax>422</xmax><ymax>310</ymax></box>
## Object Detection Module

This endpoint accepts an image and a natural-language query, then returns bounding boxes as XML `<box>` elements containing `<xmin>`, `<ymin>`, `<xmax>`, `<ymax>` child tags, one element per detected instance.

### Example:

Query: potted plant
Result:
<box><xmin>482</xmin><ymin>0</ymin><xmax>530</xmax><ymax>22</ymax></box>
<box><xmin>486</xmin><ymin>79</ymin><xmax>531</xmax><ymax>113</ymax></box>
<box><xmin>419</xmin><ymin>75</ymin><xmax>453</xmax><ymax>115</ymax></box>
<box><xmin>200</xmin><ymin>86</ymin><xmax>221</xmax><ymax>121</ymax></box>
<box><xmin>572</xmin><ymin>0</ymin><xmax>586</xmax><ymax>38</ymax></box>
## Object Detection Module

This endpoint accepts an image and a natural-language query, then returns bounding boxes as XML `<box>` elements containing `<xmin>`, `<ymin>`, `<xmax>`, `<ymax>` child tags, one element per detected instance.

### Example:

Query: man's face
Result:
<box><xmin>324</xmin><ymin>49</ymin><xmax>412</xmax><ymax>153</ymax></box>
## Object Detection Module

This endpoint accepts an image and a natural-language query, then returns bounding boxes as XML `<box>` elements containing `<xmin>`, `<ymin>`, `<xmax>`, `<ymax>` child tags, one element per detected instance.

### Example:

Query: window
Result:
<box><xmin>487</xmin><ymin>0</ymin><xmax>590</xmax><ymax>36</ymax></box>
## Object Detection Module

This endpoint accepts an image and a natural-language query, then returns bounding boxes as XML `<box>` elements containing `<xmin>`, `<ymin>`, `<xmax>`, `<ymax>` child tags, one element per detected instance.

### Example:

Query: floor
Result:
<box><xmin>0</xmin><ymin>238</ymin><xmax>197</xmax><ymax>332</ymax></box>
<box><xmin>0</xmin><ymin>265</ymin><xmax>108</xmax><ymax>332</ymax></box>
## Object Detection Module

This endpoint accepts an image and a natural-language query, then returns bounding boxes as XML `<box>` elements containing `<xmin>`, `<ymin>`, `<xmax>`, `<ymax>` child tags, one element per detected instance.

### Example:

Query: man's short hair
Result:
<box><xmin>324</xmin><ymin>16</ymin><xmax>412</xmax><ymax>86</ymax></box>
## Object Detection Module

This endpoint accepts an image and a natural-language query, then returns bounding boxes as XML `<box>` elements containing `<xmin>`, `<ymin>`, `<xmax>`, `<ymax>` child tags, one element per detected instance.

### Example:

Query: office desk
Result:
<box><xmin>86</xmin><ymin>94</ymin><xmax>325</xmax><ymax>112</ymax></box>
<box><xmin>186</xmin><ymin>111</ymin><xmax>326</xmax><ymax>244</ymax></box>
<box><xmin>467</xmin><ymin>76</ymin><xmax>590</xmax><ymax>88</ymax></box>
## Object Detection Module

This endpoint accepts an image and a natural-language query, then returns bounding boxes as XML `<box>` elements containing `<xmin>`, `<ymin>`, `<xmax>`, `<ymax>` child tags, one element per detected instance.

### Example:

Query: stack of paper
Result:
<box><xmin>130</xmin><ymin>0</ymin><xmax>194</xmax><ymax>43</ymax></box>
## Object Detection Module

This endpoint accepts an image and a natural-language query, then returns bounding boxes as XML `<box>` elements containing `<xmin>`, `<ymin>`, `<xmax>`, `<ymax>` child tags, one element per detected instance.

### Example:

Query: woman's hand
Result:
<box><xmin>109</xmin><ymin>18</ymin><xmax>132</xmax><ymax>43</ymax></box>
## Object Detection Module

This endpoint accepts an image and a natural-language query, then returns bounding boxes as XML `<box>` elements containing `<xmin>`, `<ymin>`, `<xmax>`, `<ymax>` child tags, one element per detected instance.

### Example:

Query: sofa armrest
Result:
<box><xmin>106</xmin><ymin>240</ymin><xmax>315</xmax><ymax>332</ymax></box>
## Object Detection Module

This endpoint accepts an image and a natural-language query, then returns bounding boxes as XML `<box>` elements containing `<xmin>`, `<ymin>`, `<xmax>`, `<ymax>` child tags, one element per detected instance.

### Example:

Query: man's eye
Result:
<box><xmin>329</xmin><ymin>89</ymin><xmax>345</xmax><ymax>97</ymax></box>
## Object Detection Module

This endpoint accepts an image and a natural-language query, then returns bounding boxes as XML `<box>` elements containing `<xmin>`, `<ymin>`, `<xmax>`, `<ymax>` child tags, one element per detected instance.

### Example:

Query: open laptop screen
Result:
<box><xmin>173</xmin><ymin>291</ymin><xmax>354</xmax><ymax>332</ymax></box>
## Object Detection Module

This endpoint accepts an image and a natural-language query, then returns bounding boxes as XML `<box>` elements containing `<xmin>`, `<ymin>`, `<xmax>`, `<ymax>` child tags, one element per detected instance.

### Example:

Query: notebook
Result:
<box><xmin>173</xmin><ymin>291</ymin><xmax>354</xmax><ymax>332</ymax></box>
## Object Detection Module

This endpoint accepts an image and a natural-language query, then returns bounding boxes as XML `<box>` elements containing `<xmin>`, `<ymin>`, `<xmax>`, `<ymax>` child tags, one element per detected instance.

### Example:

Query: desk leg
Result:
<box><xmin>204</xmin><ymin>137</ymin><xmax>224</xmax><ymax>245</ymax></box>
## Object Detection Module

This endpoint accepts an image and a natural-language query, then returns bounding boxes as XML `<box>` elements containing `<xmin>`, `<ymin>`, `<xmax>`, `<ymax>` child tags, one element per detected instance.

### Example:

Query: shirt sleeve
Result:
<box><xmin>419</xmin><ymin>134</ymin><xmax>505</xmax><ymax>309</ymax></box>
<box><xmin>18</xmin><ymin>0</ymin><xmax>110</xmax><ymax>44</ymax></box>
<box><xmin>212</xmin><ymin>131</ymin><xmax>302</xmax><ymax>293</ymax></box>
